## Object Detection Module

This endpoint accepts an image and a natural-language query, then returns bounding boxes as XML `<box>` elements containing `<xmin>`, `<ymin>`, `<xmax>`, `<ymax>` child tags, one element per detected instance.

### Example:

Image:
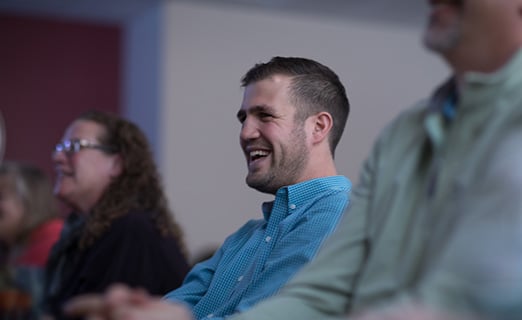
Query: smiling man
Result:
<box><xmin>65</xmin><ymin>56</ymin><xmax>352</xmax><ymax>320</ymax></box>
<box><xmin>161</xmin><ymin>57</ymin><xmax>351</xmax><ymax>319</ymax></box>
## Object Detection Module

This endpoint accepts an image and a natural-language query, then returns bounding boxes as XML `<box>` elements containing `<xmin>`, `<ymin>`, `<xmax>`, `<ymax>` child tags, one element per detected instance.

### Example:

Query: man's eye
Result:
<box><xmin>259</xmin><ymin>113</ymin><xmax>273</xmax><ymax>120</ymax></box>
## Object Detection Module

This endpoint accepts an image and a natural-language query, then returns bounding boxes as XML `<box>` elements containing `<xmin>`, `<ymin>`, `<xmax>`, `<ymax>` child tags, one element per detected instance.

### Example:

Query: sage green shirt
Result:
<box><xmin>231</xmin><ymin>48</ymin><xmax>522</xmax><ymax>320</ymax></box>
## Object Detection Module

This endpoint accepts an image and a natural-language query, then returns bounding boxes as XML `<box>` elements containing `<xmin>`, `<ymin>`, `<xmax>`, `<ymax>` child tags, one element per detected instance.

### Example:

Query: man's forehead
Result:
<box><xmin>243</xmin><ymin>76</ymin><xmax>291</xmax><ymax>101</ymax></box>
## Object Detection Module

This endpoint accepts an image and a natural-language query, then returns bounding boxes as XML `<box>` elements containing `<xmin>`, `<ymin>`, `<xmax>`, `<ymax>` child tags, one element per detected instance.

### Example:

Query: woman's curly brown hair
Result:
<box><xmin>76</xmin><ymin>110</ymin><xmax>186</xmax><ymax>257</ymax></box>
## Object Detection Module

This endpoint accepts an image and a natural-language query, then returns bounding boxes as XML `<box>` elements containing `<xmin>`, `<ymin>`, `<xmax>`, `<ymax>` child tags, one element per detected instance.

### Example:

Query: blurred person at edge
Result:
<box><xmin>0</xmin><ymin>162</ymin><xmax>63</xmax><ymax>318</ymax></box>
<box><xmin>64</xmin><ymin>56</ymin><xmax>352</xmax><ymax>320</ymax></box>
<box><xmin>42</xmin><ymin>110</ymin><xmax>190</xmax><ymax>319</ymax></box>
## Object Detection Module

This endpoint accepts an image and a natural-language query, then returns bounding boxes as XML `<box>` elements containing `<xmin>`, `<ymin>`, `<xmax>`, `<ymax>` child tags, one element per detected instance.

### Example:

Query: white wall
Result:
<box><xmin>160</xmin><ymin>2</ymin><xmax>449</xmax><ymax>259</ymax></box>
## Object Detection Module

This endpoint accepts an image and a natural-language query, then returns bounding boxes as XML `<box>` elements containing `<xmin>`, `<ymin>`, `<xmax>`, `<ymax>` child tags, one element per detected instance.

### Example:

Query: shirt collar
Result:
<box><xmin>261</xmin><ymin>175</ymin><xmax>350</xmax><ymax>221</ymax></box>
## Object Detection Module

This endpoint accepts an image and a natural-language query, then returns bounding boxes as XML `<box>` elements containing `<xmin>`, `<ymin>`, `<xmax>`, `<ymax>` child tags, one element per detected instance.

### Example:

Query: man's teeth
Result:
<box><xmin>250</xmin><ymin>150</ymin><xmax>269</xmax><ymax>159</ymax></box>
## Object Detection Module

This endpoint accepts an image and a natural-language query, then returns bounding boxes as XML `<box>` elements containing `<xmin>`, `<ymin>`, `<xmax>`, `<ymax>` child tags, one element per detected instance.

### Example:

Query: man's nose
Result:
<box><xmin>239</xmin><ymin>118</ymin><xmax>260</xmax><ymax>141</ymax></box>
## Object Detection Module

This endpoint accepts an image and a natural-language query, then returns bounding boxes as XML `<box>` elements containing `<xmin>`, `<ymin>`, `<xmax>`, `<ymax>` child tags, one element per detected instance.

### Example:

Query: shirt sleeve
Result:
<box><xmin>163</xmin><ymin>220</ymin><xmax>264</xmax><ymax>315</ymax></box>
<box><xmin>163</xmin><ymin>245</ymin><xmax>223</xmax><ymax>307</ymax></box>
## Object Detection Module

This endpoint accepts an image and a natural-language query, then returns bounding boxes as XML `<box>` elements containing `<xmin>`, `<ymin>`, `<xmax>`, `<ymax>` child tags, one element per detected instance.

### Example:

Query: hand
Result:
<box><xmin>64</xmin><ymin>283</ymin><xmax>194</xmax><ymax>320</ymax></box>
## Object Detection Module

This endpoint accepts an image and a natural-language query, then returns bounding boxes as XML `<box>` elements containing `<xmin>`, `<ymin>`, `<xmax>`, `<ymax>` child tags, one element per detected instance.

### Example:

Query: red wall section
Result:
<box><xmin>0</xmin><ymin>13</ymin><xmax>121</xmax><ymax>177</ymax></box>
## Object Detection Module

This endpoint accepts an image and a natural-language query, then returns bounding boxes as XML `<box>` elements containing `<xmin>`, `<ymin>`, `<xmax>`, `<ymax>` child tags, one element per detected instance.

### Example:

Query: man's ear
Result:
<box><xmin>311</xmin><ymin>112</ymin><xmax>333</xmax><ymax>145</ymax></box>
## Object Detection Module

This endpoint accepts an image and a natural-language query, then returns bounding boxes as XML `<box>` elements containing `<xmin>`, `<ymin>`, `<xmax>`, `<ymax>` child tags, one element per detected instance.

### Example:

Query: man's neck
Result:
<box><xmin>448</xmin><ymin>44</ymin><xmax>522</xmax><ymax>88</ymax></box>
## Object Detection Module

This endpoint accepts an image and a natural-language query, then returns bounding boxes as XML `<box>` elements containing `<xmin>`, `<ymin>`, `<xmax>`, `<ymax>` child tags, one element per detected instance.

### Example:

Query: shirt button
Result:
<box><xmin>289</xmin><ymin>204</ymin><xmax>296</xmax><ymax>209</ymax></box>
<box><xmin>207</xmin><ymin>314</ymin><xmax>214</xmax><ymax>318</ymax></box>
<box><xmin>237</xmin><ymin>275</ymin><xmax>244</xmax><ymax>282</ymax></box>
<box><xmin>265</xmin><ymin>236</ymin><xmax>271</xmax><ymax>242</ymax></box>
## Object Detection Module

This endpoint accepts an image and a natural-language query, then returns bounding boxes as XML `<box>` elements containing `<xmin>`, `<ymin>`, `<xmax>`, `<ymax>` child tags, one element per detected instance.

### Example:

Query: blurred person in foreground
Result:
<box><xmin>42</xmin><ymin>110</ymin><xmax>190</xmax><ymax>319</ymax></box>
<box><xmin>64</xmin><ymin>56</ymin><xmax>352</xmax><ymax>320</ymax></box>
<box><xmin>67</xmin><ymin>0</ymin><xmax>522</xmax><ymax>319</ymax></box>
<box><xmin>0</xmin><ymin>162</ymin><xmax>63</xmax><ymax>318</ymax></box>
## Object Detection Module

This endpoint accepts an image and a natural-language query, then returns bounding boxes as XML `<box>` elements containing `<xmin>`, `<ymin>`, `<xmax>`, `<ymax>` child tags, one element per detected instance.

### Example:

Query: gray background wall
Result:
<box><xmin>158</xmin><ymin>2</ymin><xmax>449</xmax><ymax>258</ymax></box>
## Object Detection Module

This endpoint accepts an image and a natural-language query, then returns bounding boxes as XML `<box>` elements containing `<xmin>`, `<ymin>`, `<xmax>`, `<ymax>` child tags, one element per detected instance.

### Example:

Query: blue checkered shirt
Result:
<box><xmin>163</xmin><ymin>175</ymin><xmax>351</xmax><ymax>319</ymax></box>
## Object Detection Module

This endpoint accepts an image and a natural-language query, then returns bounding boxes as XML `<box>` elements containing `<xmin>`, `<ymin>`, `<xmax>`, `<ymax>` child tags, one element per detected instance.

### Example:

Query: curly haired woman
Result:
<box><xmin>43</xmin><ymin>110</ymin><xmax>189</xmax><ymax>319</ymax></box>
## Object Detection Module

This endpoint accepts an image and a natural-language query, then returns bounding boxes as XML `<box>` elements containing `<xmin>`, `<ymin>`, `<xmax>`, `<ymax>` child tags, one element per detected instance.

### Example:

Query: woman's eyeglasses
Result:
<box><xmin>54</xmin><ymin>139</ymin><xmax>117</xmax><ymax>155</ymax></box>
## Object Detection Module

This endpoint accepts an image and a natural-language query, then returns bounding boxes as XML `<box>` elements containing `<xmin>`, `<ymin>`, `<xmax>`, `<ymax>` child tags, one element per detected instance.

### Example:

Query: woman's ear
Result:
<box><xmin>110</xmin><ymin>154</ymin><xmax>123</xmax><ymax>178</ymax></box>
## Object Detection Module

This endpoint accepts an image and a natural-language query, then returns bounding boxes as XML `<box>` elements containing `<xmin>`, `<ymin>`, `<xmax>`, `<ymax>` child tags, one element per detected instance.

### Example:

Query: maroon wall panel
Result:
<box><xmin>0</xmin><ymin>13</ymin><xmax>121</xmax><ymax>177</ymax></box>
